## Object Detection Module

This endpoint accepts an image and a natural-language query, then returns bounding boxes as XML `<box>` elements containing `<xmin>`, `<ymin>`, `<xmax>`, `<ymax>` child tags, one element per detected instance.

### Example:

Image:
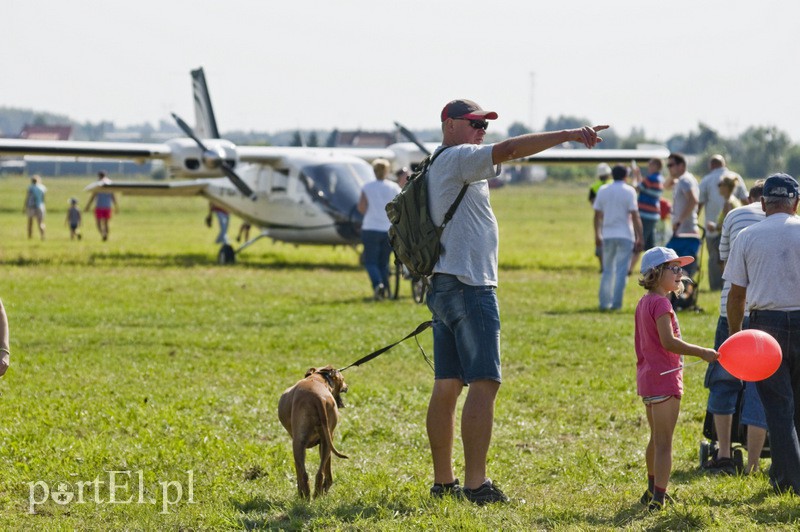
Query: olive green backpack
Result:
<box><xmin>385</xmin><ymin>147</ymin><xmax>468</xmax><ymax>278</ymax></box>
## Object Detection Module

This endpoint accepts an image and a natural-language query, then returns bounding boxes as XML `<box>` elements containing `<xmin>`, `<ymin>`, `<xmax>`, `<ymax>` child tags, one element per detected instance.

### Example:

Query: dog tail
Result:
<box><xmin>315</xmin><ymin>400</ymin><xmax>348</xmax><ymax>459</ymax></box>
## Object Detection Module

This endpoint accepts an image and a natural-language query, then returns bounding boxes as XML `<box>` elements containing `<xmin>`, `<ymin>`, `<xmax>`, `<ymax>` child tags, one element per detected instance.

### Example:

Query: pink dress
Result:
<box><xmin>635</xmin><ymin>292</ymin><xmax>684</xmax><ymax>397</ymax></box>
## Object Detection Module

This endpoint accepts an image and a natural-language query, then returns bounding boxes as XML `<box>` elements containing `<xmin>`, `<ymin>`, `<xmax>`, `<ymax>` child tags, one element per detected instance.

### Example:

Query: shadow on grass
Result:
<box><xmin>525</xmin><ymin>501</ymin><xmax>696</xmax><ymax>530</ymax></box>
<box><xmin>500</xmin><ymin>263</ymin><xmax>599</xmax><ymax>273</ymax></box>
<box><xmin>1</xmin><ymin>252</ymin><xmax>362</xmax><ymax>272</ymax></box>
<box><xmin>231</xmin><ymin>495</ymin><xmax>305</xmax><ymax>531</ymax></box>
<box><xmin>232</xmin><ymin>496</ymin><xmax>419</xmax><ymax>530</ymax></box>
<box><xmin>543</xmin><ymin>307</ymin><xmax>630</xmax><ymax>315</ymax></box>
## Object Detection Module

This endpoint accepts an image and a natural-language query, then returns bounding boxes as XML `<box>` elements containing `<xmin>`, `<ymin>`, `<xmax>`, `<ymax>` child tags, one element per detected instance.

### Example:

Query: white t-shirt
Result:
<box><xmin>361</xmin><ymin>179</ymin><xmax>401</xmax><ymax>232</ymax></box>
<box><xmin>724</xmin><ymin>213</ymin><xmax>800</xmax><ymax>311</ymax></box>
<box><xmin>593</xmin><ymin>180</ymin><xmax>638</xmax><ymax>241</ymax></box>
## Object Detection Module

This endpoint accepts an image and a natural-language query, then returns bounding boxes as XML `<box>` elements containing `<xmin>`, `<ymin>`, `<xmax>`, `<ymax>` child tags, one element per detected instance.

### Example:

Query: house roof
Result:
<box><xmin>19</xmin><ymin>125</ymin><xmax>72</xmax><ymax>141</ymax></box>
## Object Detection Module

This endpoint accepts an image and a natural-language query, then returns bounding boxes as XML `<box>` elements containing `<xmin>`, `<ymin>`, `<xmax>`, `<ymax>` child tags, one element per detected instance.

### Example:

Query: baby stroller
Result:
<box><xmin>391</xmin><ymin>255</ymin><xmax>427</xmax><ymax>304</ymax></box>
<box><xmin>667</xmin><ymin>229</ymin><xmax>705</xmax><ymax>312</ymax></box>
<box><xmin>699</xmin><ymin>386</ymin><xmax>771</xmax><ymax>472</ymax></box>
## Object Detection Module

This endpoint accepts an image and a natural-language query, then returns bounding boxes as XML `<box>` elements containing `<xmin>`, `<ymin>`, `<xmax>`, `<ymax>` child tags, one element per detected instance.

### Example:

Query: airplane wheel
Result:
<box><xmin>218</xmin><ymin>244</ymin><xmax>236</xmax><ymax>265</ymax></box>
<box><xmin>412</xmin><ymin>278</ymin><xmax>426</xmax><ymax>304</ymax></box>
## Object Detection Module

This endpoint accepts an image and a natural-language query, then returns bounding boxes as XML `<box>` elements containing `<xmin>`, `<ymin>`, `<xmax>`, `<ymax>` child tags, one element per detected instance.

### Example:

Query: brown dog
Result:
<box><xmin>278</xmin><ymin>365</ymin><xmax>348</xmax><ymax>499</ymax></box>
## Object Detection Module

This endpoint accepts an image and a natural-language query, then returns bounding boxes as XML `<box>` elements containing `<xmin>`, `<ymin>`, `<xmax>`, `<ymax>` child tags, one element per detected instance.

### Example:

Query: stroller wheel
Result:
<box><xmin>700</xmin><ymin>441</ymin><xmax>711</xmax><ymax>468</ymax></box>
<box><xmin>733</xmin><ymin>448</ymin><xmax>744</xmax><ymax>473</ymax></box>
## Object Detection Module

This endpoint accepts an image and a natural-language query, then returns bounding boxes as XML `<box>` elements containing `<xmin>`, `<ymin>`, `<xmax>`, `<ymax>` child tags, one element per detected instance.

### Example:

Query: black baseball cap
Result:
<box><xmin>440</xmin><ymin>99</ymin><xmax>498</xmax><ymax>122</ymax></box>
<box><xmin>763</xmin><ymin>173</ymin><xmax>799</xmax><ymax>198</ymax></box>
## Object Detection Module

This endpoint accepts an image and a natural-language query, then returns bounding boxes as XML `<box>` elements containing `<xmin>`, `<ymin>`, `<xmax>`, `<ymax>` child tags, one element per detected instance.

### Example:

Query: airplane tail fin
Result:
<box><xmin>191</xmin><ymin>68</ymin><xmax>221</xmax><ymax>139</ymax></box>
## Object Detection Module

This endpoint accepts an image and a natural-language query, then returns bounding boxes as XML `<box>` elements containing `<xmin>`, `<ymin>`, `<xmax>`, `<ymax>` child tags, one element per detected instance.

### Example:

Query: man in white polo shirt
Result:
<box><xmin>725</xmin><ymin>173</ymin><xmax>800</xmax><ymax>494</ymax></box>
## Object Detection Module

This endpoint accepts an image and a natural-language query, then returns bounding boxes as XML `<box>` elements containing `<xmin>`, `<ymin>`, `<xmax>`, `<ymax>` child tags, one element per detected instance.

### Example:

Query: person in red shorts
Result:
<box><xmin>84</xmin><ymin>171</ymin><xmax>119</xmax><ymax>241</ymax></box>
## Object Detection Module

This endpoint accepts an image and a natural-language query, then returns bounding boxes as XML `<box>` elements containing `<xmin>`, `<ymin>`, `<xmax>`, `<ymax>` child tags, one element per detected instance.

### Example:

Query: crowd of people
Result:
<box><xmin>20</xmin><ymin>171</ymin><xmax>120</xmax><ymax>242</ymax></box>
<box><xmin>20</xmin><ymin>171</ymin><xmax>256</xmax><ymax>247</ymax></box>
<box><xmin>589</xmin><ymin>150</ymin><xmax>800</xmax><ymax>507</ymax></box>
<box><xmin>6</xmin><ymin>104</ymin><xmax>800</xmax><ymax>513</ymax></box>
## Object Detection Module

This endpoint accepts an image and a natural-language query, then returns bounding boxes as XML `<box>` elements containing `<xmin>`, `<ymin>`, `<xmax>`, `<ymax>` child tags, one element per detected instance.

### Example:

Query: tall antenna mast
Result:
<box><xmin>529</xmin><ymin>72</ymin><xmax>536</xmax><ymax>132</ymax></box>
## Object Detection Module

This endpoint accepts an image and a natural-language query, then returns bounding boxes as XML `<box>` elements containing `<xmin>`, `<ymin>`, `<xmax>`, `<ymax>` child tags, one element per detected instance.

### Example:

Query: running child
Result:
<box><xmin>65</xmin><ymin>197</ymin><xmax>82</xmax><ymax>240</ymax></box>
<box><xmin>635</xmin><ymin>247</ymin><xmax>718</xmax><ymax>510</ymax></box>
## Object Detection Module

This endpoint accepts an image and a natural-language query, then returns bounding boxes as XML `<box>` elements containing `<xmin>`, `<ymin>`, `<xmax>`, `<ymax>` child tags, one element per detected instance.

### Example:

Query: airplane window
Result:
<box><xmin>272</xmin><ymin>168</ymin><xmax>289</xmax><ymax>192</ymax></box>
<box><xmin>301</xmin><ymin>162</ymin><xmax>373</xmax><ymax>216</ymax></box>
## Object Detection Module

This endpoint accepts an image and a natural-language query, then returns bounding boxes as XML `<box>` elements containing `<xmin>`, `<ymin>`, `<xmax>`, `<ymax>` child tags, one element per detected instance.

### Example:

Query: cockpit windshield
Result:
<box><xmin>301</xmin><ymin>162</ymin><xmax>375</xmax><ymax>217</ymax></box>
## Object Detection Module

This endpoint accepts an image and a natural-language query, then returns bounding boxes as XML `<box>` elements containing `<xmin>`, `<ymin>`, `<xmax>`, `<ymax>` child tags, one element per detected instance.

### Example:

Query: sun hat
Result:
<box><xmin>596</xmin><ymin>162</ymin><xmax>611</xmax><ymax>178</ymax></box>
<box><xmin>640</xmin><ymin>246</ymin><xmax>694</xmax><ymax>274</ymax></box>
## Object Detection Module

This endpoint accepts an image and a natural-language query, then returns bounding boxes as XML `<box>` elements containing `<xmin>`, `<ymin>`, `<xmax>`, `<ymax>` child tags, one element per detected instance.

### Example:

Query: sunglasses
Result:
<box><xmin>665</xmin><ymin>265</ymin><xmax>683</xmax><ymax>274</ymax></box>
<box><xmin>455</xmin><ymin>118</ymin><xmax>488</xmax><ymax>131</ymax></box>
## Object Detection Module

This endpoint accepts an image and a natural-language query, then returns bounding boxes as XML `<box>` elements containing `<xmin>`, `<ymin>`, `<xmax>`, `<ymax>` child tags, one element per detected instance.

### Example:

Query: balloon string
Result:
<box><xmin>660</xmin><ymin>359</ymin><xmax>704</xmax><ymax>376</ymax></box>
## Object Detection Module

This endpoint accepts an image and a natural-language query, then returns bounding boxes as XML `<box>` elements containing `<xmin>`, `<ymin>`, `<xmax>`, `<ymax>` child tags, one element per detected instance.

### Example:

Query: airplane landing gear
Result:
<box><xmin>218</xmin><ymin>244</ymin><xmax>236</xmax><ymax>265</ymax></box>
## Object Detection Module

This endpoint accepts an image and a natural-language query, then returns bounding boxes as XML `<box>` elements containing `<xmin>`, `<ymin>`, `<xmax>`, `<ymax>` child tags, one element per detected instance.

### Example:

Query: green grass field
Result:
<box><xmin>0</xmin><ymin>176</ymin><xmax>796</xmax><ymax>530</ymax></box>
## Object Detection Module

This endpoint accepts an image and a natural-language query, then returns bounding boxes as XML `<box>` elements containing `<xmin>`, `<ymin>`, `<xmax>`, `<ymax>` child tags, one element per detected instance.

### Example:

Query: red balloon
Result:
<box><xmin>718</xmin><ymin>329</ymin><xmax>783</xmax><ymax>381</ymax></box>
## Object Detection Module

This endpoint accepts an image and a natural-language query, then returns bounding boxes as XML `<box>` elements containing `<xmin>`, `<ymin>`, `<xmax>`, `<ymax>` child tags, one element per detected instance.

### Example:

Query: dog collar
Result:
<box><xmin>318</xmin><ymin>371</ymin><xmax>335</xmax><ymax>390</ymax></box>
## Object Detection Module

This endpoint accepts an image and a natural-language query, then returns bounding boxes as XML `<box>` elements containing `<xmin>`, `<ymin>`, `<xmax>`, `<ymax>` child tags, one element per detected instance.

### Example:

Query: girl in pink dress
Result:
<box><xmin>635</xmin><ymin>247</ymin><xmax>719</xmax><ymax>510</ymax></box>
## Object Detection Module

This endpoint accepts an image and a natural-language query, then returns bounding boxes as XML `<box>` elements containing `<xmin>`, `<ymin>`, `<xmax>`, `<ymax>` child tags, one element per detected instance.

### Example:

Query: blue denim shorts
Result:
<box><xmin>426</xmin><ymin>274</ymin><xmax>501</xmax><ymax>383</ymax></box>
<box><xmin>741</xmin><ymin>381</ymin><xmax>768</xmax><ymax>429</ymax></box>
<box><xmin>705</xmin><ymin>316</ymin><xmax>744</xmax><ymax>415</ymax></box>
<box><xmin>706</xmin><ymin>372</ymin><xmax>741</xmax><ymax>414</ymax></box>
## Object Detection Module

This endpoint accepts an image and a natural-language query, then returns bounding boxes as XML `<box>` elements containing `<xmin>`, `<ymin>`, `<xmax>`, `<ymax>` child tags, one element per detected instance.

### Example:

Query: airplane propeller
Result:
<box><xmin>171</xmin><ymin>112</ymin><xmax>256</xmax><ymax>200</ymax></box>
<box><xmin>394</xmin><ymin>121</ymin><xmax>431</xmax><ymax>156</ymax></box>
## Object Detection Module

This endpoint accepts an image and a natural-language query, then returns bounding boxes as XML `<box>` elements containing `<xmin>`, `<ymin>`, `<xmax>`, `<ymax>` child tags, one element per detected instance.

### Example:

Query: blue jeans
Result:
<box><xmin>426</xmin><ymin>274</ymin><xmax>502</xmax><ymax>383</ymax></box>
<box><xmin>214</xmin><ymin>211</ymin><xmax>229</xmax><ymax>244</ymax></box>
<box><xmin>705</xmin><ymin>234</ymin><xmax>723</xmax><ymax>291</ymax></box>
<box><xmin>641</xmin><ymin>217</ymin><xmax>657</xmax><ymax>250</ymax></box>
<box><xmin>362</xmin><ymin>230</ymin><xmax>391</xmax><ymax>290</ymax></box>
<box><xmin>750</xmin><ymin>309</ymin><xmax>800</xmax><ymax>494</ymax></box>
<box><xmin>598</xmin><ymin>238</ymin><xmax>633</xmax><ymax>310</ymax></box>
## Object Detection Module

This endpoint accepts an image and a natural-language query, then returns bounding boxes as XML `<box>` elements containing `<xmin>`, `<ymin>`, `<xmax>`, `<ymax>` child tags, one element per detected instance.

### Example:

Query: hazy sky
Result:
<box><xmin>3</xmin><ymin>0</ymin><xmax>797</xmax><ymax>142</ymax></box>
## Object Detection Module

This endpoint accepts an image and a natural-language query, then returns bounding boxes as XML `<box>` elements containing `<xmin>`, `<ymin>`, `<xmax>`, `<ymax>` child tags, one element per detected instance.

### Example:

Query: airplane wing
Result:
<box><xmin>0</xmin><ymin>137</ymin><xmax>396</xmax><ymax>190</ymax></box>
<box><xmin>0</xmin><ymin>139</ymin><xmax>171</xmax><ymax>161</ymax></box>
<box><xmin>236</xmin><ymin>146</ymin><xmax>395</xmax><ymax>166</ymax></box>
<box><xmin>387</xmin><ymin>142</ymin><xmax>671</xmax><ymax>170</ymax></box>
<box><xmin>516</xmin><ymin>147</ymin><xmax>671</xmax><ymax>164</ymax></box>
<box><xmin>84</xmin><ymin>179</ymin><xmax>210</xmax><ymax>196</ymax></box>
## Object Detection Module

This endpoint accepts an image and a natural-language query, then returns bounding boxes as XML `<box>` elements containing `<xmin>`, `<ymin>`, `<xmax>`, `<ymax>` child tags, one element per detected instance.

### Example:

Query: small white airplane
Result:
<box><xmin>0</xmin><ymin>68</ymin><xmax>669</xmax><ymax>263</ymax></box>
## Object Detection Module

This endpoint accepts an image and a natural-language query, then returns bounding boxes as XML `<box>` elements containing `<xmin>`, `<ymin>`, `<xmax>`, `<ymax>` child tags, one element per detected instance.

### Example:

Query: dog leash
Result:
<box><xmin>339</xmin><ymin>321</ymin><xmax>434</xmax><ymax>372</ymax></box>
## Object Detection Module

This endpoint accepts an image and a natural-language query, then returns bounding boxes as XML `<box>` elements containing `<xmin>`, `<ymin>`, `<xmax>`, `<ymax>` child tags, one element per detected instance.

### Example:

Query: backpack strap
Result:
<box><xmin>440</xmin><ymin>183</ymin><xmax>469</xmax><ymax>231</ymax></box>
<box><xmin>428</xmin><ymin>146</ymin><xmax>468</xmax><ymax>233</ymax></box>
